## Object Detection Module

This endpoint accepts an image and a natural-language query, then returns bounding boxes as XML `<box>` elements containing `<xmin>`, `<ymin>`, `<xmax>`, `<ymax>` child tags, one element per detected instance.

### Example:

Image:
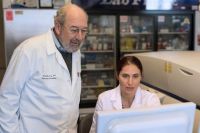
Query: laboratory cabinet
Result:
<box><xmin>157</xmin><ymin>15</ymin><xmax>192</xmax><ymax>51</ymax></box>
<box><xmin>120</xmin><ymin>15</ymin><xmax>154</xmax><ymax>56</ymax></box>
<box><xmin>80</xmin><ymin>15</ymin><xmax>116</xmax><ymax>106</ymax></box>
<box><xmin>119</xmin><ymin>11</ymin><xmax>194</xmax><ymax>57</ymax></box>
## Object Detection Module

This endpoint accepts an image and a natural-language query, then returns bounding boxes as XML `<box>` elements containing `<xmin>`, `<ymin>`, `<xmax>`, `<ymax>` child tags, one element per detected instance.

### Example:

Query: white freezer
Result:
<box><xmin>3</xmin><ymin>9</ymin><xmax>57</xmax><ymax>65</ymax></box>
<box><xmin>127</xmin><ymin>51</ymin><xmax>200</xmax><ymax>106</ymax></box>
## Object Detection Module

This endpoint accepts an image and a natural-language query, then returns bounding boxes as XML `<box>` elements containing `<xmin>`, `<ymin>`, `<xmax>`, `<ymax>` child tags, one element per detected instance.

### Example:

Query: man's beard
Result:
<box><xmin>64</xmin><ymin>40</ymin><xmax>83</xmax><ymax>53</ymax></box>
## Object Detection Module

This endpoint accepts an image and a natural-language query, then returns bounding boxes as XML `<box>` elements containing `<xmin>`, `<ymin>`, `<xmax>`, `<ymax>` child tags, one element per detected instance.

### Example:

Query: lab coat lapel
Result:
<box><xmin>131</xmin><ymin>87</ymin><xmax>142</xmax><ymax>108</ymax></box>
<box><xmin>111</xmin><ymin>86</ymin><xmax>122</xmax><ymax>110</ymax></box>
<box><xmin>46</xmin><ymin>30</ymin><xmax>68</xmax><ymax>70</ymax></box>
<box><xmin>72</xmin><ymin>50</ymin><xmax>81</xmax><ymax>89</ymax></box>
<box><xmin>55</xmin><ymin>52</ymin><xmax>68</xmax><ymax>70</ymax></box>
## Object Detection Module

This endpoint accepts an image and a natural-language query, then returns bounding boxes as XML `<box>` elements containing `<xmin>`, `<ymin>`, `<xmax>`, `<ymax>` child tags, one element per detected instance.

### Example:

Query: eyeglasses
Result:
<box><xmin>65</xmin><ymin>26</ymin><xmax>88</xmax><ymax>36</ymax></box>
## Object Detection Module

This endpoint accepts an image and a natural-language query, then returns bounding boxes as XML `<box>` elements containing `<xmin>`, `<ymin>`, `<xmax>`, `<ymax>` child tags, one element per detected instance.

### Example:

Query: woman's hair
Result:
<box><xmin>116</xmin><ymin>56</ymin><xmax>143</xmax><ymax>76</ymax></box>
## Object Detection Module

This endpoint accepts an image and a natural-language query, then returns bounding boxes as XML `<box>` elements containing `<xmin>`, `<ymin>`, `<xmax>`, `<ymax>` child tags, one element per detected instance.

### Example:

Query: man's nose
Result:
<box><xmin>75</xmin><ymin>31</ymin><xmax>86</xmax><ymax>40</ymax></box>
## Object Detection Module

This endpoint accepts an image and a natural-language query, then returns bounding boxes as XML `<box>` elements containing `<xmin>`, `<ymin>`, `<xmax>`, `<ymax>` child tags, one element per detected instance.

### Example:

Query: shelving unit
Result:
<box><xmin>158</xmin><ymin>32</ymin><xmax>188</xmax><ymax>34</ymax></box>
<box><xmin>157</xmin><ymin>15</ymin><xmax>191</xmax><ymax>50</ymax></box>
<box><xmin>80</xmin><ymin>15</ymin><xmax>116</xmax><ymax>104</ymax></box>
<box><xmin>121</xmin><ymin>32</ymin><xmax>153</xmax><ymax>36</ymax></box>
<box><xmin>120</xmin><ymin>15</ymin><xmax>154</xmax><ymax>56</ymax></box>
<box><xmin>121</xmin><ymin>49</ymin><xmax>152</xmax><ymax>53</ymax></box>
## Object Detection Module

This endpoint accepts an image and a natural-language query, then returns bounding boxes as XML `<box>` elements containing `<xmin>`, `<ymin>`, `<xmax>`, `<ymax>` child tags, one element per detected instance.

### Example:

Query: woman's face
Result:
<box><xmin>118</xmin><ymin>64</ymin><xmax>142</xmax><ymax>96</ymax></box>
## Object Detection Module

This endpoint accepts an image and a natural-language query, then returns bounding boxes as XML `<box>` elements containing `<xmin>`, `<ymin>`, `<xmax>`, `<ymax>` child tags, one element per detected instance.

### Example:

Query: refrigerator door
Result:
<box><xmin>3</xmin><ymin>9</ymin><xmax>57</xmax><ymax>65</ymax></box>
<box><xmin>120</xmin><ymin>15</ymin><xmax>154</xmax><ymax>57</ymax></box>
<box><xmin>80</xmin><ymin>15</ymin><xmax>116</xmax><ymax>106</ymax></box>
<box><xmin>157</xmin><ymin>15</ymin><xmax>191</xmax><ymax>51</ymax></box>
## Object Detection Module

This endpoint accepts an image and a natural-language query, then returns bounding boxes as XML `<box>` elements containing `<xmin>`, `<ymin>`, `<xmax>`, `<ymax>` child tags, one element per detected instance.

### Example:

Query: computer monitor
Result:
<box><xmin>96</xmin><ymin>102</ymin><xmax>196</xmax><ymax>133</ymax></box>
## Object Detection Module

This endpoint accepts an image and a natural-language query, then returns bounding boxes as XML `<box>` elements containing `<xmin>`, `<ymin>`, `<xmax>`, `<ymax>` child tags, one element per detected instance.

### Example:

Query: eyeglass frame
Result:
<box><xmin>63</xmin><ymin>25</ymin><xmax>88</xmax><ymax>36</ymax></box>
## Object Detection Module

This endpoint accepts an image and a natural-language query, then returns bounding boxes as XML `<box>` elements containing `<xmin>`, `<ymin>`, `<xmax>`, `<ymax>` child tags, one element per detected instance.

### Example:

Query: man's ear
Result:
<box><xmin>54</xmin><ymin>21</ymin><xmax>62</xmax><ymax>35</ymax></box>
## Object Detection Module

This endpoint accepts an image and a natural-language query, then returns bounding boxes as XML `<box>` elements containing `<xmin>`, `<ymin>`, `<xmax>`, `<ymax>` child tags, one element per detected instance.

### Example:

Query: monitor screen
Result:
<box><xmin>96</xmin><ymin>102</ymin><xmax>196</xmax><ymax>133</ymax></box>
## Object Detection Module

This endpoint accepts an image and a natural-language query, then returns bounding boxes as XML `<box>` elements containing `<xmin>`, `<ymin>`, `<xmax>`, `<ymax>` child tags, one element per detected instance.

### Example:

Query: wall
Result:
<box><xmin>0</xmin><ymin>1</ymin><xmax>6</xmax><ymax>83</ymax></box>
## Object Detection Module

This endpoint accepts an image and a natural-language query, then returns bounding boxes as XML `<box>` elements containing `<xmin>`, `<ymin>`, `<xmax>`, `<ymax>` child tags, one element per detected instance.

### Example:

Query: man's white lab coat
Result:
<box><xmin>0</xmin><ymin>31</ymin><xmax>81</xmax><ymax>133</ymax></box>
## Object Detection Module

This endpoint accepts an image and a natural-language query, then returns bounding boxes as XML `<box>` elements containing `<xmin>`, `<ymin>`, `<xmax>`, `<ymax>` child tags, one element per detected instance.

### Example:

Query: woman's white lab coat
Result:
<box><xmin>89</xmin><ymin>85</ymin><xmax>161</xmax><ymax>133</ymax></box>
<box><xmin>0</xmin><ymin>31</ymin><xmax>81</xmax><ymax>133</ymax></box>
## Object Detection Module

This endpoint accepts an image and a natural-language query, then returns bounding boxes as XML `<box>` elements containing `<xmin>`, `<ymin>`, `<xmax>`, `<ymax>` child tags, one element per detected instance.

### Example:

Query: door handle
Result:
<box><xmin>179</xmin><ymin>68</ymin><xmax>193</xmax><ymax>76</ymax></box>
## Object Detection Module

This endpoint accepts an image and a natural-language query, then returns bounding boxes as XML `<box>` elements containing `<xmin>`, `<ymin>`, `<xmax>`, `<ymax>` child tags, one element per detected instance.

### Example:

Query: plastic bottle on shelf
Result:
<box><xmin>135</xmin><ymin>39</ymin><xmax>139</xmax><ymax>50</ymax></box>
<box><xmin>142</xmin><ymin>26</ymin><xmax>147</xmax><ymax>32</ymax></box>
<box><xmin>126</xmin><ymin>37</ymin><xmax>133</xmax><ymax>50</ymax></box>
<box><xmin>92</xmin><ymin>40</ymin><xmax>98</xmax><ymax>51</ymax></box>
<box><xmin>157</xmin><ymin>37</ymin><xmax>162</xmax><ymax>49</ymax></box>
<box><xmin>129</xmin><ymin>25</ymin><xmax>134</xmax><ymax>33</ymax></box>
<box><xmin>93</xmin><ymin>24</ymin><xmax>99</xmax><ymax>33</ymax></box>
<box><xmin>101</xmin><ymin>73</ymin><xmax>108</xmax><ymax>85</ymax></box>
<box><xmin>103</xmin><ymin>43</ymin><xmax>108</xmax><ymax>50</ymax></box>
<box><xmin>88</xmin><ymin>23</ymin><xmax>93</xmax><ymax>34</ymax></box>
<box><xmin>141</xmin><ymin>37</ymin><xmax>147</xmax><ymax>50</ymax></box>
<box><xmin>98</xmin><ymin>42</ymin><xmax>103</xmax><ymax>51</ymax></box>
<box><xmin>146</xmin><ymin>40</ymin><xmax>151</xmax><ymax>49</ymax></box>
<box><xmin>121</xmin><ymin>38</ymin><xmax>126</xmax><ymax>50</ymax></box>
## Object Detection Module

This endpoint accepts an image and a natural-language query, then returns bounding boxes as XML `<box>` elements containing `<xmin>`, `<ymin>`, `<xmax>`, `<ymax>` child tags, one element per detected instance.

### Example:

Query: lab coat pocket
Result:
<box><xmin>39</xmin><ymin>72</ymin><xmax>72</xmax><ymax>101</ymax></box>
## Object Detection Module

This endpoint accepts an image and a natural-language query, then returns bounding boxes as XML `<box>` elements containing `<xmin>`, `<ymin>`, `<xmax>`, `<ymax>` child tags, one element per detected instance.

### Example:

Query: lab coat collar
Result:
<box><xmin>110</xmin><ymin>85</ymin><xmax>143</xmax><ymax>109</ymax></box>
<box><xmin>46</xmin><ymin>30</ymin><xmax>58</xmax><ymax>55</ymax></box>
<box><xmin>131</xmin><ymin>86</ymin><xmax>142</xmax><ymax>108</ymax></box>
<box><xmin>110</xmin><ymin>85</ymin><xmax>123</xmax><ymax>110</ymax></box>
<box><xmin>51</xmin><ymin>28</ymin><xmax>67</xmax><ymax>52</ymax></box>
<box><xmin>45</xmin><ymin>30</ymin><xmax>68</xmax><ymax>70</ymax></box>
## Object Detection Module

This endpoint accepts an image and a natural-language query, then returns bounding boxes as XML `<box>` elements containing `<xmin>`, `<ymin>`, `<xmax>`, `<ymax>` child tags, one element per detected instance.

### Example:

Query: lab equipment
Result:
<box><xmin>127</xmin><ymin>51</ymin><xmax>200</xmax><ymax>107</ymax></box>
<box><xmin>96</xmin><ymin>102</ymin><xmax>196</xmax><ymax>133</ymax></box>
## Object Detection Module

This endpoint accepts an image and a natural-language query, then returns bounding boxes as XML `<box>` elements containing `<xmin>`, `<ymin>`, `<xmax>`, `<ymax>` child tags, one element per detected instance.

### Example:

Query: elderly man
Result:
<box><xmin>0</xmin><ymin>3</ymin><xmax>88</xmax><ymax>133</ymax></box>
